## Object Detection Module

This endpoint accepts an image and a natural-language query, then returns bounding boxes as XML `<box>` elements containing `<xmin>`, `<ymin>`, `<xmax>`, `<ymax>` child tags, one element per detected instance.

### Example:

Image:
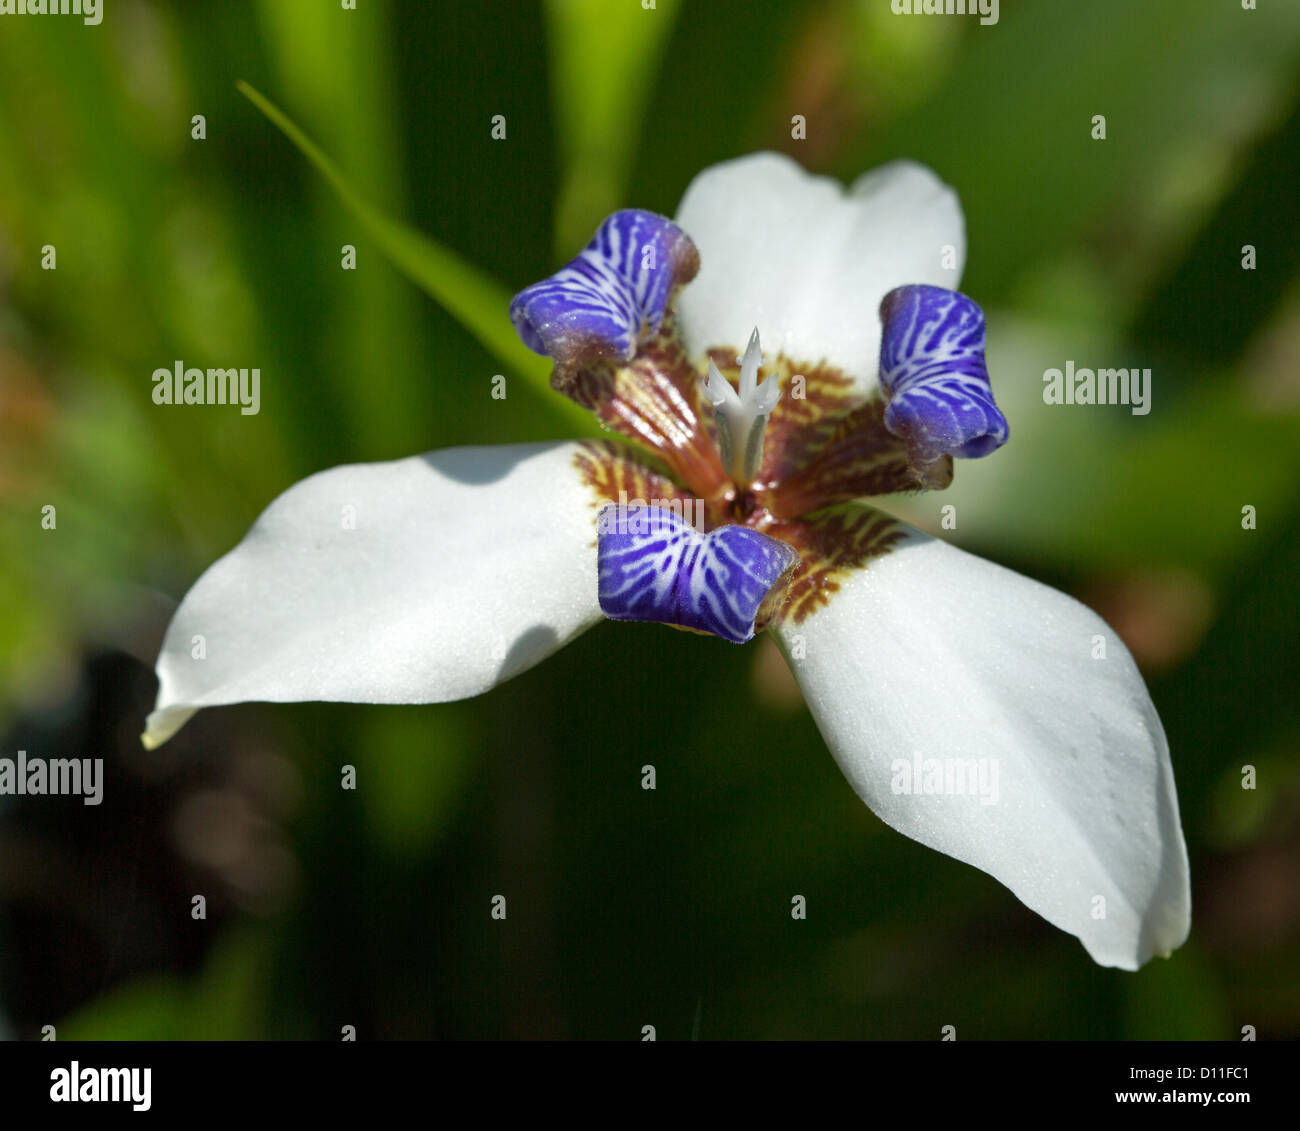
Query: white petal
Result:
<box><xmin>775</xmin><ymin>525</ymin><xmax>1190</xmax><ymax>970</ymax></box>
<box><xmin>674</xmin><ymin>152</ymin><xmax>965</xmax><ymax>394</ymax></box>
<box><xmin>144</xmin><ymin>442</ymin><xmax>604</xmax><ymax>748</ymax></box>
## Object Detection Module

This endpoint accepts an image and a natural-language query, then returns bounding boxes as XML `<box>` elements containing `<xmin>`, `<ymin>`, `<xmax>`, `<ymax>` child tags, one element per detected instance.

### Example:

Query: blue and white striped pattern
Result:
<box><xmin>596</xmin><ymin>504</ymin><xmax>799</xmax><ymax>644</ymax></box>
<box><xmin>510</xmin><ymin>210</ymin><xmax>698</xmax><ymax>368</ymax></box>
<box><xmin>878</xmin><ymin>285</ymin><xmax>1008</xmax><ymax>464</ymax></box>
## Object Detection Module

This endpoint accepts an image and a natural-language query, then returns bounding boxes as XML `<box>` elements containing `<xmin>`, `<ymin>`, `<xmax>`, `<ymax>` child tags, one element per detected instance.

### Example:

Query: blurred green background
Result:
<box><xmin>1</xmin><ymin>0</ymin><xmax>1299</xmax><ymax>1040</ymax></box>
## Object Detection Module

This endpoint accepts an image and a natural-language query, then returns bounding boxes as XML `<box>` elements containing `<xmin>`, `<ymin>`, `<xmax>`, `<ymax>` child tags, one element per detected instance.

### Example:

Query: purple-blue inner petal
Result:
<box><xmin>878</xmin><ymin>284</ymin><xmax>1009</xmax><ymax>465</ymax></box>
<box><xmin>510</xmin><ymin>210</ymin><xmax>698</xmax><ymax>369</ymax></box>
<box><xmin>596</xmin><ymin>504</ymin><xmax>798</xmax><ymax>644</ymax></box>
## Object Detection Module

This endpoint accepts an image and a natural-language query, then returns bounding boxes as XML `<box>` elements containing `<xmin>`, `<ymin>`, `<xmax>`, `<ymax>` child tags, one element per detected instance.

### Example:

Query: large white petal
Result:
<box><xmin>674</xmin><ymin>152</ymin><xmax>965</xmax><ymax>394</ymax></box>
<box><xmin>774</xmin><ymin>525</ymin><xmax>1190</xmax><ymax>970</ymax></box>
<box><xmin>144</xmin><ymin>442</ymin><xmax>604</xmax><ymax>748</ymax></box>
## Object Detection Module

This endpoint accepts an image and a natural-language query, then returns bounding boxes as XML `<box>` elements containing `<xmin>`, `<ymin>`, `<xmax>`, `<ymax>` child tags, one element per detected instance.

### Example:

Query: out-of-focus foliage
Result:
<box><xmin>0</xmin><ymin>0</ymin><xmax>1298</xmax><ymax>1039</ymax></box>
<box><xmin>235</xmin><ymin>80</ymin><xmax>590</xmax><ymax>434</ymax></box>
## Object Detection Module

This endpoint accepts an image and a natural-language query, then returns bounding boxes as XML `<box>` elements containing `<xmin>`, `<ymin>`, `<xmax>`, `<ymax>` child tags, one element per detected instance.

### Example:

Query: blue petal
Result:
<box><xmin>510</xmin><ymin>210</ymin><xmax>699</xmax><ymax>370</ymax></box>
<box><xmin>596</xmin><ymin>505</ymin><xmax>799</xmax><ymax>644</ymax></box>
<box><xmin>878</xmin><ymin>284</ymin><xmax>1009</xmax><ymax>464</ymax></box>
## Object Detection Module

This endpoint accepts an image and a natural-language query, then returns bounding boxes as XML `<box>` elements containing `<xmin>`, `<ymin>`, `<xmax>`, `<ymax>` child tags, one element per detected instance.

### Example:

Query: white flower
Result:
<box><xmin>143</xmin><ymin>152</ymin><xmax>1190</xmax><ymax>971</ymax></box>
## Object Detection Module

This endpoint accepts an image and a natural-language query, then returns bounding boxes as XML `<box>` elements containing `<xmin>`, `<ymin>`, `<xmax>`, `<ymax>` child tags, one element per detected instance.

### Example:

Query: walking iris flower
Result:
<box><xmin>143</xmin><ymin>153</ymin><xmax>1190</xmax><ymax>970</ymax></box>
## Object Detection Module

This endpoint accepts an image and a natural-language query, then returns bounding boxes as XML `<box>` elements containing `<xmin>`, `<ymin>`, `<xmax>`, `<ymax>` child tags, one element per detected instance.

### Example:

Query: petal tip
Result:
<box><xmin>141</xmin><ymin>704</ymin><xmax>197</xmax><ymax>750</ymax></box>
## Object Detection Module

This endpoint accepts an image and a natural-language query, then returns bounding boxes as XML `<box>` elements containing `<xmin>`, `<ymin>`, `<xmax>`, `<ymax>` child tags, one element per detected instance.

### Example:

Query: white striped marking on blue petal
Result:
<box><xmin>596</xmin><ymin>504</ymin><xmax>799</xmax><ymax>644</ymax></box>
<box><xmin>878</xmin><ymin>284</ymin><xmax>1008</xmax><ymax>464</ymax></box>
<box><xmin>510</xmin><ymin>210</ymin><xmax>698</xmax><ymax>368</ymax></box>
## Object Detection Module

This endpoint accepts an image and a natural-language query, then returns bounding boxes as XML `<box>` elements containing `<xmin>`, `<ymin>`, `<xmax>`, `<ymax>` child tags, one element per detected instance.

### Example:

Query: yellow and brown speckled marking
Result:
<box><xmin>702</xmin><ymin>348</ymin><xmax>942</xmax><ymax>518</ymax></box>
<box><xmin>770</xmin><ymin>397</ymin><xmax>951</xmax><ymax>518</ymax></box>
<box><xmin>761</xmin><ymin>505</ymin><xmax>906</xmax><ymax>626</ymax></box>
<box><xmin>703</xmin><ymin>348</ymin><xmax>858</xmax><ymax>489</ymax></box>
<box><xmin>572</xmin><ymin>439</ymin><xmax>695</xmax><ymax>544</ymax></box>
<box><xmin>570</xmin><ymin>336</ymin><xmax>934</xmax><ymax>636</ymax></box>
<box><xmin>575</xmin><ymin>438</ymin><xmax>906</xmax><ymax>630</ymax></box>
<box><xmin>559</xmin><ymin>318</ymin><xmax>950</xmax><ymax>522</ymax></box>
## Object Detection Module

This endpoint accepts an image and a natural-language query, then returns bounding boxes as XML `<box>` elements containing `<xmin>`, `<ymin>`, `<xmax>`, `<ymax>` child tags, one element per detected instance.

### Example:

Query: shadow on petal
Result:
<box><xmin>422</xmin><ymin>446</ymin><xmax>543</xmax><ymax>487</ymax></box>
<box><xmin>497</xmin><ymin>625</ymin><xmax>562</xmax><ymax>683</ymax></box>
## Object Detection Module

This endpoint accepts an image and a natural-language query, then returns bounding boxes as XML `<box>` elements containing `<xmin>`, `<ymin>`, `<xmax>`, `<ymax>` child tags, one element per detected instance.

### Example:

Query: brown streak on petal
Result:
<box><xmin>563</xmin><ymin>314</ymin><xmax>727</xmax><ymax>500</ymax></box>
<box><xmin>761</xmin><ymin>505</ymin><xmax>905</xmax><ymax>626</ymax></box>
<box><xmin>702</xmin><ymin>349</ymin><xmax>944</xmax><ymax>516</ymax></box>
<box><xmin>772</xmin><ymin>399</ymin><xmax>952</xmax><ymax>517</ymax></box>
<box><xmin>703</xmin><ymin>350</ymin><xmax>858</xmax><ymax>489</ymax></box>
<box><xmin>572</xmin><ymin>441</ymin><xmax>695</xmax><ymax>546</ymax></box>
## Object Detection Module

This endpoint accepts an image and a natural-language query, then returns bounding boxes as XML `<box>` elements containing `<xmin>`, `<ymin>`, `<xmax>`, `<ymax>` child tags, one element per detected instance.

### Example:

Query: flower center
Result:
<box><xmin>509</xmin><ymin>207</ymin><xmax>1010</xmax><ymax>644</ymax></box>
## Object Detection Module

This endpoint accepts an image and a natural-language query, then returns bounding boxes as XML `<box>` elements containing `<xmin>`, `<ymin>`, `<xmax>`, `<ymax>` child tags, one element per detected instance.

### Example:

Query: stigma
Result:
<box><xmin>700</xmin><ymin>328</ymin><xmax>781</xmax><ymax>491</ymax></box>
